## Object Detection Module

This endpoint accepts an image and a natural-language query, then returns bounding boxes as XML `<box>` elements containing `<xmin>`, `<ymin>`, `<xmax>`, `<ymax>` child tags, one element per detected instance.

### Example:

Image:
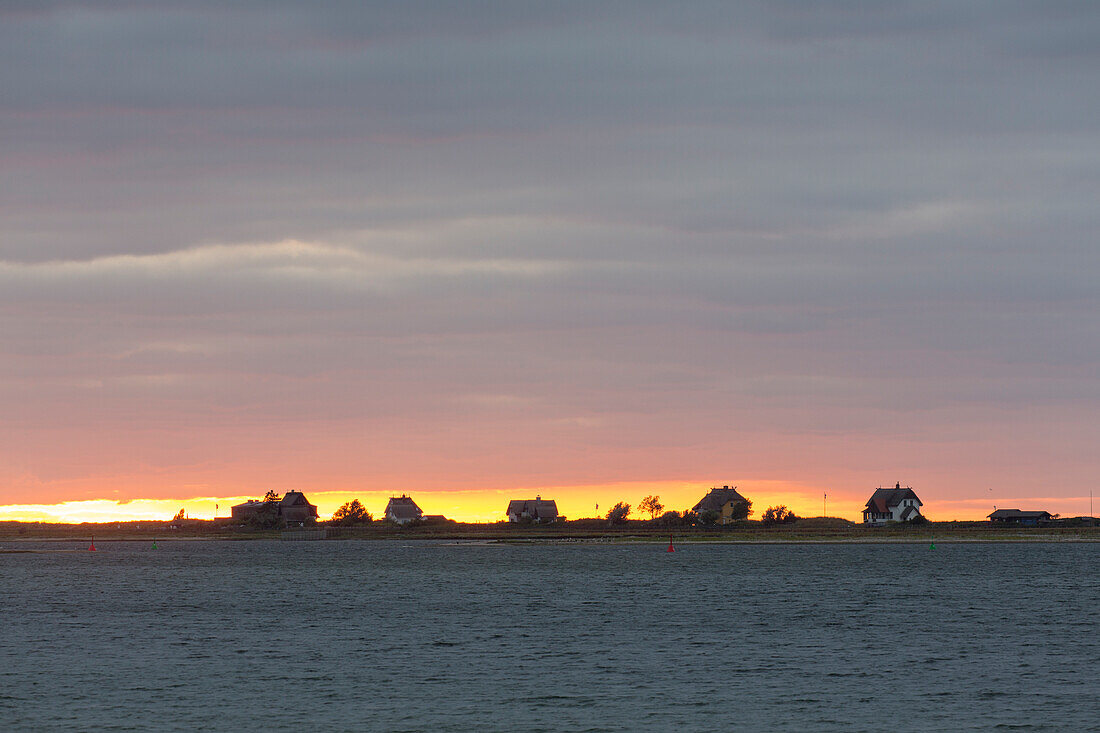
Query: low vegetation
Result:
<box><xmin>761</xmin><ymin>505</ymin><xmax>798</xmax><ymax>526</ymax></box>
<box><xmin>3</xmin><ymin>517</ymin><xmax>1098</xmax><ymax>543</ymax></box>
<box><xmin>238</xmin><ymin>491</ymin><xmax>286</xmax><ymax>530</ymax></box>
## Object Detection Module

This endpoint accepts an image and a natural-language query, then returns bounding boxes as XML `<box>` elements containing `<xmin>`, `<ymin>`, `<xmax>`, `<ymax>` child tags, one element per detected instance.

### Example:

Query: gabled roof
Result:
<box><xmin>988</xmin><ymin>509</ymin><xmax>1052</xmax><ymax>520</ymax></box>
<box><xmin>279</xmin><ymin>491</ymin><xmax>313</xmax><ymax>507</ymax></box>
<box><xmin>864</xmin><ymin>484</ymin><xmax>922</xmax><ymax>513</ymax></box>
<box><xmin>385</xmin><ymin>495</ymin><xmax>422</xmax><ymax>519</ymax></box>
<box><xmin>279</xmin><ymin>491</ymin><xmax>318</xmax><ymax>518</ymax></box>
<box><xmin>507</xmin><ymin>498</ymin><xmax>558</xmax><ymax>520</ymax></box>
<box><xmin>692</xmin><ymin>486</ymin><xmax>748</xmax><ymax>513</ymax></box>
<box><xmin>232</xmin><ymin>492</ymin><xmax>316</xmax><ymax>519</ymax></box>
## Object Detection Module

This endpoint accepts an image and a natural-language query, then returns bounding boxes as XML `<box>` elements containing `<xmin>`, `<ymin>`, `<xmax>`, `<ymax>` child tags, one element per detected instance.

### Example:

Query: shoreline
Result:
<box><xmin>3</xmin><ymin>530</ymin><xmax>1099</xmax><ymax>545</ymax></box>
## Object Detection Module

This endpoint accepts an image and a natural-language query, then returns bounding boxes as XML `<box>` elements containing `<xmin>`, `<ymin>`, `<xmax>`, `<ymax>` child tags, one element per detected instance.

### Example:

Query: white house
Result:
<box><xmin>862</xmin><ymin>483</ymin><xmax>923</xmax><ymax>525</ymax></box>
<box><xmin>385</xmin><ymin>495</ymin><xmax>423</xmax><ymax>525</ymax></box>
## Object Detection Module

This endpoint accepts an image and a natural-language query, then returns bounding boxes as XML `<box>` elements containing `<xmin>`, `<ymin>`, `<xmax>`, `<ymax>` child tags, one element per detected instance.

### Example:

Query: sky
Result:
<box><xmin>2</xmin><ymin>1</ymin><xmax>1098</xmax><ymax>523</ymax></box>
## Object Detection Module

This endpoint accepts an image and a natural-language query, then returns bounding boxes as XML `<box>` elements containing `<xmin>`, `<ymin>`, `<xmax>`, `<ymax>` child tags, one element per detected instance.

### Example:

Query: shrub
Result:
<box><xmin>246</xmin><ymin>502</ymin><xmax>282</xmax><ymax>530</ymax></box>
<box><xmin>656</xmin><ymin>510</ymin><xmax>682</xmax><ymax>527</ymax></box>
<box><xmin>698</xmin><ymin>509</ymin><xmax>719</xmax><ymax>526</ymax></box>
<box><xmin>761</xmin><ymin>506</ymin><xmax>798</xmax><ymax>526</ymax></box>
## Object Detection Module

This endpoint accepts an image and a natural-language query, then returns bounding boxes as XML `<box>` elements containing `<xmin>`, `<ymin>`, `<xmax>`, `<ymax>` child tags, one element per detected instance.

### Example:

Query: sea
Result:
<box><xmin>2</xmin><ymin>540</ymin><xmax>1097</xmax><ymax>732</ymax></box>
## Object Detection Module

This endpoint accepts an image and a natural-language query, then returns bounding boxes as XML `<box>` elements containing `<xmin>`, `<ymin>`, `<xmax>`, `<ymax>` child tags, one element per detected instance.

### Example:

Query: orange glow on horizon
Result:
<box><xmin>0</xmin><ymin>480</ymin><xmax>1064</xmax><ymax>525</ymax></box>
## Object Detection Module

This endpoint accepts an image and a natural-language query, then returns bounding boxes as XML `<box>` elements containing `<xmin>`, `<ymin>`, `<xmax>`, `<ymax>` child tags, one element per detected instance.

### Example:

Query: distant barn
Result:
<box><xmin>988</xmin><ymin>509</ymin><xmax>1052</xmax><ymax>526</ymax></box>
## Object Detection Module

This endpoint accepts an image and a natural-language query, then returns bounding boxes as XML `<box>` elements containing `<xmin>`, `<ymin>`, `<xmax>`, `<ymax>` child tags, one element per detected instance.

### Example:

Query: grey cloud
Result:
<box><xmin>1</xmin><ymin>1</ymin><xmax>1099</xmax><ymax>502</ymax></box>
<box><xmin>3</xmin><ymin>3</ymin><xmax>1096</xmax><ymax>266</ymax></box>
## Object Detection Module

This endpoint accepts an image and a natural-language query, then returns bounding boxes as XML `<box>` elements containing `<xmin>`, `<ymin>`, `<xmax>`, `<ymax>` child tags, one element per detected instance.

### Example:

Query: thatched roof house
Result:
<box><xmin>506</xmin><ymin>496</ymin><xmax>559</xmax><ymax>523</ymax></box>
<box><xmin>279</xmin><ymin>491</ymin><xmax>319</xmax><ymax>525</ymax></box>
<box><xmin>385</xmin><ymin>495</ymin><xmax>423</xmax><ymax>525</ymax></box>
<box><xmin>691</xmin><ymin>486</ymin><xmax>750</xmax><ymax>524</ymax></box>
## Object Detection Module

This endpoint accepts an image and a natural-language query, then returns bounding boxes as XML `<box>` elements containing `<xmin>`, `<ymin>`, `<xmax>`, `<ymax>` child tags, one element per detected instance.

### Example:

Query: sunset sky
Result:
<box><xmin>2</xmin><ymin>2</ymin><xmax>1098</xmax><ymax>524</ymax></box>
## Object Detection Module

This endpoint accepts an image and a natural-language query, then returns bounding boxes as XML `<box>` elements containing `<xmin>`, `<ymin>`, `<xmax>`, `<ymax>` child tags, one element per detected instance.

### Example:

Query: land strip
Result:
<box><xmin>2</xmin><ymin>518</ymin><xmax>1097</xmax><ymax>543</ymax></box>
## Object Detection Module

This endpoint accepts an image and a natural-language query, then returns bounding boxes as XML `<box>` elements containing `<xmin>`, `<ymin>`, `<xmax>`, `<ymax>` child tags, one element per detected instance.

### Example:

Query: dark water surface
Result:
<box><xmin>2</xmin><ymin>540</ymin><xmax>1098</xmax><ymax>731</ymax></box>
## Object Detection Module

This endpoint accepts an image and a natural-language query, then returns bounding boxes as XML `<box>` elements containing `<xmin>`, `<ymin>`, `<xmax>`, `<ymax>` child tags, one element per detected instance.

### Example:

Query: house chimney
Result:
<box><xmin>896</xmin><ymin>482</ymin><xmax>901</xmax><ymax>490</ymax></box>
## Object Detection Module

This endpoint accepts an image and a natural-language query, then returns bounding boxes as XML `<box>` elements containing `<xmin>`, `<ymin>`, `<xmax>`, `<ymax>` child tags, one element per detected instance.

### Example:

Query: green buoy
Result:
<box><xmin>152</xmin><ymin>539</ymin><xmax>158</xmax><ymax>549</ymax></box>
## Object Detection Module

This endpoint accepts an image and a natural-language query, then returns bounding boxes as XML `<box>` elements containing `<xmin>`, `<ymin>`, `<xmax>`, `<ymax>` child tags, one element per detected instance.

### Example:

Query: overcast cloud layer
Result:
<box><xmin>2</xmin><ymin>2</ymin><xmax>1098</xmax><ymax>516</ymax></box>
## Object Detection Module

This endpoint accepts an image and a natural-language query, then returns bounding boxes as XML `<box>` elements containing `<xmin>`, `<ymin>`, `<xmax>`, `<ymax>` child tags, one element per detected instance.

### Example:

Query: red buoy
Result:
<box><xmin>89</xmin><ymin>536</ymin><xmax>96</xmax><ymax>552</ymax></box>
<box><xmin>667</xmin><ymin>535</ymin><xmax>675</xmax><ymax>552</ymax></box>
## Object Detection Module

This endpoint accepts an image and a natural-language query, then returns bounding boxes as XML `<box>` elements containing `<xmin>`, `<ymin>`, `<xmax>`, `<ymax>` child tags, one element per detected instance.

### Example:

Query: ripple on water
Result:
<box><xmin>2</xmin><ymin>540</ymin><xmax>1098</xmax><ymax>732</ymax></box>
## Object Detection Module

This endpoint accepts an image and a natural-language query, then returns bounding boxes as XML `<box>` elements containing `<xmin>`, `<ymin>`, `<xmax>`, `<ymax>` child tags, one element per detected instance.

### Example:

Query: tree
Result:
<box><xmin>247</xmin><ymin>501</ymin><xmax>282</xmax><ymax>529</ymax></box>
<box><xmin>332</xmin><ymin>499</ymin><xmax>372</xmax><ymax>526</ymax></box>
<box><xmin>263</xmin><ymin>490</ymin><xmax>281</xmax><ymax>503</ymax></box>
<box><xmin>172</xmin><ymin>508</ymin><xmax>186</xmax><ymax>521</ymax></box>
<box><xmin>761</xmin><ymin>505</ymin><xmax>798</xmax><ymax>526</ymax></box>
<box><xmin>698</xmin><ymin>509</ymin><xmax>719</xmax><ymax>526</ymax></box>
<box><xmin>639</xmin><ymin>495</ymin><xmax>664</xmax><ymax>520</ymax></box>
<box><xmin>732</xmin><ymin>499</ymin><xmax>753</xmax><ymax>521</ymax></box>
<box><xmin>606</xmin><ymin>501</ymin><xmax>631</xmax><ymax>524</ymax></box>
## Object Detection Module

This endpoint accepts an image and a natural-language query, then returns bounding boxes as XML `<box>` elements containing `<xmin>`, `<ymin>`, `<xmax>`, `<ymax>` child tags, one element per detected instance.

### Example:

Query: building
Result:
<box><xmin>231</xmin><ymin>490</ymin><xmax>318</xmax><ymax>527</ymax></box>
<box><xmin>506</xmin><ymin>496</ymin><xmax>559</xmax><ymax>523</ymax></box>
<box><xmin>231</xmin><ymin>499</ymin><xmax>266</xmax><ymax>521</ymax></box>
<box><xmin>863</xmin><ymin>483</ymin><xmax>923</xmax><ymax>525</ymax></box>
<box><xmin>279</xmin><ymin>491</ymin><xmax>319</xmax><ymax>525</ymax></box>
<box><xmin>385</xmin><ymin>495</ymin><xmax>423</xmax><ymax>525</ymax></box>
<box><xmin>988</xmin><ymin>509</ymin><xmax>1052</xmax><ymax>526</ymax></box>
<box><xmin>691</xmin><ymin>485</ymin><xmax>751</xmax><ymax>524</ymax></box>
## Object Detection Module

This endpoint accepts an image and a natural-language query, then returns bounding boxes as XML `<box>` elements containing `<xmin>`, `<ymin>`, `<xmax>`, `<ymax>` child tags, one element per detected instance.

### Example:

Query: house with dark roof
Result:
<box><xmin>691</xmin><ymin>485</ymin><xmax>751</xmax><ymax>524</ymax></box>
<box><xmin>230</xmin><ymin>490</ymin><xmax>318</xmax><ymax>527</ymax></box>
<box><xmin>988</xmin><ymin>509</ymin><xmax>1052</xmax><ymax>526</ymax></box>
<box><xmin>506</xmin><ymin>496</ymin><xmax>559</xmax><ymax>523</ymax></box>
<box><xmin>279</xmin><ymin>491</ymin><xmax>319</xmax><ymax>525</ymax></box>
<box><xmin>863</xmin><ymin>483</ymin><xmax>923</xmax><ymax>525</ymax></box>
<box><xmin>385</xmin><ymin>495</ymin><xmax>423</xmax><ymax>525</ymax></box>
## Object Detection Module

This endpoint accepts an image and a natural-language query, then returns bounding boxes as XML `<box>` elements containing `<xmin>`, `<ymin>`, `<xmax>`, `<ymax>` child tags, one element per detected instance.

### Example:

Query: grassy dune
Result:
<box><xmin>2</xmin><ymin>517</ymin><xmax>1097</xmax><ymax>543</ymax></box>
